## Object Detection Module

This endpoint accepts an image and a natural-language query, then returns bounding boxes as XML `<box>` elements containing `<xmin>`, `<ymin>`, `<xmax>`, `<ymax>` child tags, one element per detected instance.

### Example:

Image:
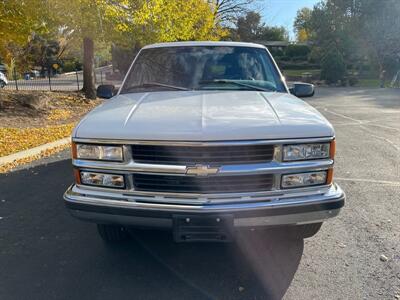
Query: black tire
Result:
<box><xmin>97</xmin><ymin>224</ymin><xmax>129</xmax><ymax>242</ymax></box>
<box><xmin>289</xmin><ymin>222</ymin><xmax>323</xmax><ymax>239</ymax></box>
<box><xmin>0</xmin><ymin>81</ymin><xmax>5</xmax><ymax>88</ymax></box>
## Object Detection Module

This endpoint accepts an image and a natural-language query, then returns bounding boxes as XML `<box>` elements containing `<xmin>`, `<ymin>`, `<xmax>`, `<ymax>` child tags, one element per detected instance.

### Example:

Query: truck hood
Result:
<box><xmin>74</xmin><ymin>91</ymin><xmax>334</xmax><ymax>141</ymax></box>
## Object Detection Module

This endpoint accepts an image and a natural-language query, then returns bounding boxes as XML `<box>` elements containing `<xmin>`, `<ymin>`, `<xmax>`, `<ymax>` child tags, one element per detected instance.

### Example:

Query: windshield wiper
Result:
<box><xmin>124</xmin><ymin>82</ymin><xmax>190</xmax><ymax>92</ymax></box>
<box><xmin>199</xmin><ymin>80</ymin><xmax>274</xmax><ymax>92</ymax></box>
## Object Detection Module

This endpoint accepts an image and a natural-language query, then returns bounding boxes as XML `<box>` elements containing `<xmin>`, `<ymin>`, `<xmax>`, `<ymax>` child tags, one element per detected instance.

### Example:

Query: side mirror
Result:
<box><xmin>289</xmin><ymin>82</ymin><xmax>315</xmax><ymax>98</ymax></box>
<box><xmin>96</xmin><ymin>84</ymin><xmax>116</xmax><ymax>99</ymax></box>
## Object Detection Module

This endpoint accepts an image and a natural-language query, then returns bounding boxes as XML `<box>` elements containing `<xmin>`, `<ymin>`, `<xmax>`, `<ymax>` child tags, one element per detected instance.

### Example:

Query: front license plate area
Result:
<box><xmin>173</xmin><ymin>215</ymin><xmax>234</xmax><ymax>242</ymax></box>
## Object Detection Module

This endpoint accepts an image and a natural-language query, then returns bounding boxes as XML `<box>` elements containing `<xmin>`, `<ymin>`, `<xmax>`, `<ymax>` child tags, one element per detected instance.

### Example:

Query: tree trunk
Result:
<box><xmin>82</xmin><ymin>37</ymin><xmax>96</xmax><ymax>99</ymax></box>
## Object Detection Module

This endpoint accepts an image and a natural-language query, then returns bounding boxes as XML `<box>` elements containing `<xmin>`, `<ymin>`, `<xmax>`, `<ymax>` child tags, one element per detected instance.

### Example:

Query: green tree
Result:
<box><xmin>299</xmin><ymin>0</ymin><xmax>400</xmax><ymax>80</ymax></box>
<box><xmin>25</xmin><ymin>34</ymin><xmax>61</xmax><ymax>75</ymax></box>
<box><xmin>357</xmin><ymin>0</ymin><xmax>400</xmax><ymax>74</ymax></box>
<box><xmin>234</xmin><ymin>11</ymin><xmax>288</xmax><ymax>42</ymax></box>
<box><xmin>321</xmin><ymin>48</ymin><xmax>346</xmax><ymax>84</ymax></box>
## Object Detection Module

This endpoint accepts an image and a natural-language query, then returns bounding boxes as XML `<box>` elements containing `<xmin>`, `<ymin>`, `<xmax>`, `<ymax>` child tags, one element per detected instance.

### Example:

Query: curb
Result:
<box><xmin>0</xmin><ymin>137</ymin><xmax>71</xmax><ymax>166</ymax></box>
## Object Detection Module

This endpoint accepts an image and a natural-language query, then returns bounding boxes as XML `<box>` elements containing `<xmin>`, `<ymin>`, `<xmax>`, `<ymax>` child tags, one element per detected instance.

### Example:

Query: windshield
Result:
<box><xmin>120</xmin><ymin>46</ymin><xmax>286</xmax><ymax>94</ymax></box>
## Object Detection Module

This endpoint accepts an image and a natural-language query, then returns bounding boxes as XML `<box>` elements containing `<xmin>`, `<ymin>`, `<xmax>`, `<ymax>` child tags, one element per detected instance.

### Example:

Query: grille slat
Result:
<box><xmin>132</xmin><ymin>173</ymin><xmax>274</xmax><ymax>194</ymax></box>
<box><xmin>132</xmin><ymin>144</ymin><xmax>275</xmax><ymax>165</ymax></box>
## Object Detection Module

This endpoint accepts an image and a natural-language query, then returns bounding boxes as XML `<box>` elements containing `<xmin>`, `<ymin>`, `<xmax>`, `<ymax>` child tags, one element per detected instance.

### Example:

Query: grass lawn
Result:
<box><xmin>356</xmin><ymin>79</ymin><xmax>382</xmax><ymax>88</ymax></box>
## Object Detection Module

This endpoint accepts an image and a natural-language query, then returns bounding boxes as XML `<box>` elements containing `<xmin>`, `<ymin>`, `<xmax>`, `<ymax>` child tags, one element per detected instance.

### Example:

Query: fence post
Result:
<box><xmin>48</xmin><ymin>70</ymin><xmax>52</xmax><ymax>91</ymax></box>
<box><xmin>76</xmin><ymin>70</ymin><xmax>80</xmax><ymax>90</ymax></box>
<box><xmin>100</xmin><ymin>71</ymin><xmax>103</xmax><ymax>85</ymax></box>
<box><xmin>13</xmin><ymin>68</ymin><xmax>18</xmax><ymax>91</ymax></box>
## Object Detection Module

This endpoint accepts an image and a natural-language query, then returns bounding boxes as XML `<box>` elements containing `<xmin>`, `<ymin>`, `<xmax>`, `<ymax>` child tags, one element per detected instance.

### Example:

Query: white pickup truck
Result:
<box><xmin>64</xmin><ymin>41</ymin><xmax>345</xmax><ymax>243</ymax></box>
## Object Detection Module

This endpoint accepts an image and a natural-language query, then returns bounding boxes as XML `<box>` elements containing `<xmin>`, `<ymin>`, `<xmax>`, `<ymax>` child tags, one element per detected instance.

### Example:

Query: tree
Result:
<box><xmin>294</xmin><ymin>7</ymin><xmax>312</xmax><ymax>42</ymax></box>
<box><xmin>104</xmin><ymin>0</ymin><xmax>228</xmax><ymax>75</ymax></box>
<box><xmin>236</xmin><ymin>11</ymin><xmax>262</xmax><ymax>41</ymax></box>
<box><xmin>301</xmin><ymin>0</ymin><xmax>400</xmax><ymax>80</ymax></box>
<box><xmin>25</xmin><ymin>34</ymin><xmax>61</xmax><ymax>75</ymax></box>
<box><xmin>0</xmin><ymin>0</ymin><xmax>53</xmax><ymax>70</ymax></box>
<box><xmin>321</xmin><ymin>48</ymin><xmax>346</xmax><ymax>84</ymax></box>
<box><xmin>50</xmin><ymin>0</ymin><xmax>110</xmax><ymax>99</ymax></box>
<box><xmin>234</xmin><ymin>11</ymin><xmax>288</xmax><ymax>42</ymax></box>
<box><xmin>1</xmin><ymin>0</ymin><xmax>233</xmax><ymax>99</ymax></box>
<box><xmin>258</xmin><ymin>26</ymin><xmax>288</xmax><ymax>42</ymax></box>
<box><xmin>357</xmin><ymin>0</ymin><xmax>400</xmax><ymax>74</ymax></box>
<box><xmin>132</xmin><ymin>0</ymin><xmax>226</xmax><ymax>43</ymax></box>
<box><xmin>210</xmin><ymin>0</ymin><xmax>254</xmax><ymax>23</ymax></box>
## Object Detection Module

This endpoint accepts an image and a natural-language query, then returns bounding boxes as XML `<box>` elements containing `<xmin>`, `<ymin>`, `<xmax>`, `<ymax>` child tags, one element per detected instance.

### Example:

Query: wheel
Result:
<box><xmin>97</xmin><ymin>224</ymin><xmax>129</xmax><ymax>242</ymax></box>
<box><xmin>289</xmin><ymin>222</ymin><xmax>323</xmax><ymax>239</ymax></box>
<box><xmin>0</xmin><ymin>81</ymin><xmax>5</xmax><ymax>88</ymax></box>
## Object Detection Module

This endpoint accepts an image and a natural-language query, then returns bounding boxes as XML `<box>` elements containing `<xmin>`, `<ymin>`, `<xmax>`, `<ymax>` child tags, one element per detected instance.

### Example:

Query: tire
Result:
<box><xmin>97</xmin><ymin>224</ymin><xmax>129</xmax><ymax>242</ymax></box>
<box><xmin>289</xmin><ymin>222</ymin><xmax>323</xmax><ymax>239</ymax></box>
<box><xmin>0</xmin><ymin>81</ymin><xmax>5</xmax><ymax>88</ymax></box>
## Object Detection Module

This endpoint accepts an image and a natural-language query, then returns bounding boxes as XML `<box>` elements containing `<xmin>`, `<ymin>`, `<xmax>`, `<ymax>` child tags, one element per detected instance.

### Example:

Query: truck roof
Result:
<box><xmin>142</xmin><ymin>41</ymin><xmax>266</xmax><ymax>49</ymax></box>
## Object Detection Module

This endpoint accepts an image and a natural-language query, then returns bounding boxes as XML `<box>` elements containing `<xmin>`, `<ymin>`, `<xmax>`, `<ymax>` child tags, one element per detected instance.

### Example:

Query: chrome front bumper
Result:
<box><xmin>63</xmin><ymin>183</ymin><xmax>345</xmax><ymax>228</ymax></box>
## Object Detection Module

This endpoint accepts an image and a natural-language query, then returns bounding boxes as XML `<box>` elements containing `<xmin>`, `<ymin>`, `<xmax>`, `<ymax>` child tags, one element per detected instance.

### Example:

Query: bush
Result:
<box><xmin>285</xmin><ymin>45</ymin><xmax>311</xmax><ymax>58</ymax></box>
<box><xmin>61</xmin><ymin>60</ymin><xmax>82</xmax><ymax>73</ymax></box>
<box><xmin>320</xmin><ymin>49</ymin><xmax>346</xmax><ymax>84</ymax></box>
<box><xmin>291</xmin><ymin>55</ymin><xmax>308</xmax><ymax>62</ymax></box>
<box><xmin>279</xmin><ymin>56</ymin><xmax>291</xmax><ymax>62</ymax></box>
<box><xmin>269</xmin><ymin>48</ymin><xmax>284</xmax><ymax>58</ymax></box>
<box><xmin>348</xmin><ymin>76</ymin><xmax>359</xmax><ymax>86</ymax></box>
<box><xmin>279</xmin><ymin>61</ymin><xmax>320</xmax><ymax>70</ymax></box>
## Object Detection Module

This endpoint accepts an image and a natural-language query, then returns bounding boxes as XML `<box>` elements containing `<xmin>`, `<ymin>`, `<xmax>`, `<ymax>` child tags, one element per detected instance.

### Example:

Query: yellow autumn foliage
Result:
<box><xmin>103</xmin><ymin>0</ymin><xmax>227</xmax><ymax>46</ymax></box>
<box><xmin>297</xmin><ymin>28</ymin><xmax>310</xmax><ymax>43</ymax></box>
<box><xmin>0</xmin><ymin>123</ymin><xmax>75</xmax><ymax>157</ymax></box>
<box><xmin>47</xmin><ymin>109</ymin><xmax>72</xmax><ymax>121</ymax></box>
<box><xmin>133</xmin><ymin>0</ymin><xmax>226</xmax><ymax>43</ymax></box>
<box><xmin>0</xmin><ymin>143</ymin><xmax>71</xmax><ymax>173</ymax></box>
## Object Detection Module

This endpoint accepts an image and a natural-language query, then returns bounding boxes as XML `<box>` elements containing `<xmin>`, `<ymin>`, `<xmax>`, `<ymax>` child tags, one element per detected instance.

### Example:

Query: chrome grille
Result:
<box><xmin>132</xmin><ymin>173</ymin><xmax>274</xmax><ymax>194</ymax></box>
<box><xmin>131</xmin><ymin>144</ymin><xmax>275</xmax><ymax>166</ymax></box>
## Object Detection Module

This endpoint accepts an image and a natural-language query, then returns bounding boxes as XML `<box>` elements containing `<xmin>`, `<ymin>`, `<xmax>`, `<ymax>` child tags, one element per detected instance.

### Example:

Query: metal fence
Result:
<box><xmin>3</xmin><ymin>65</ymin><xmax>123</xmax><ymax>91</ymax></box>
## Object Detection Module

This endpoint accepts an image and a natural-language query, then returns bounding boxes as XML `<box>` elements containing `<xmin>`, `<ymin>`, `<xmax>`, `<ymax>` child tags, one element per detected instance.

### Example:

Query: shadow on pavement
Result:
<box><xmin>0</xmin><ymin>159</ymin><xmax>303</xmax><ymax>300</ymax></box>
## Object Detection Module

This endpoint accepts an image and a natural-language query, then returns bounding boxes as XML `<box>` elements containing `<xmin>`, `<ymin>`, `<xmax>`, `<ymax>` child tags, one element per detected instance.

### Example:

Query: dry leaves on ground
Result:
<box><xmin>0</xmin><ymin>123</ymin><xmax>75</xmax><ymax>157</ymax></box>
<box><xmin>0</xmin><ymin>143</ymin><xmax>71</xmax><ymax>173</ymax></box>
<box><xmin>47</xmin><ymin>109</ymin><xmax>72</xmax><ymax>121</ymax></box>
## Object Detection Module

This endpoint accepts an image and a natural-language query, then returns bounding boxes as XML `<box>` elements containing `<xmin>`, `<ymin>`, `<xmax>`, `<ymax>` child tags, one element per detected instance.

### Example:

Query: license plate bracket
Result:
<box><xmin>173</xmin><ymin>215</ymin><xmax>234</xmax><ymax>242</ymax></box>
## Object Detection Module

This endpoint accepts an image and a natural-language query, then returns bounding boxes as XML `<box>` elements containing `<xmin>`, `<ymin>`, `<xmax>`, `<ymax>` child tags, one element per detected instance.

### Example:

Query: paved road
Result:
<box><xmin>1</xmin><ymin>87</ymin><xmax>399</xmax><ymax>299</ymax></box>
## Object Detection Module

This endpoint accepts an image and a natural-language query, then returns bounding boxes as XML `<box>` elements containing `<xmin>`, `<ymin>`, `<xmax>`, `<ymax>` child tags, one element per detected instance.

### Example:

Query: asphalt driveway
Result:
<box><xmin>0</xmin><ymin>87</ymin><xmax>399</xmax><ymax>299</ymax></box>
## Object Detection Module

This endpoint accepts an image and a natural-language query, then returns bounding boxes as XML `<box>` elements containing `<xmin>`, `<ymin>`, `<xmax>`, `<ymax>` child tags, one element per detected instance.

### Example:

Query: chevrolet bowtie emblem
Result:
<box><xmin>186</xmin><ymin>165</ymin><xmax>219</xmax><ymax>176</ymax></box>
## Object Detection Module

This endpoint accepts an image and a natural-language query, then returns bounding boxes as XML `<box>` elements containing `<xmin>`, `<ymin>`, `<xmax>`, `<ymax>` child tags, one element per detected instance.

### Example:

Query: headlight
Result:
<box><xmin>283</xmin><ymin>143</ymin><xmax>331</xmax><ymax>161</ymax></box>
<box><xmin>75</xmin><ymin>144</ymin><xmax>123</xmax><ymax>161</ymax></box>
<box><xmin>80</xmin><ymin>171</ymin><xmax>125</xmax><ymax>188</ymax></box>
<box><xmin>281</xmin><ymin>171</ymin><xmax>328</xmax><ymax>188</ymax></box>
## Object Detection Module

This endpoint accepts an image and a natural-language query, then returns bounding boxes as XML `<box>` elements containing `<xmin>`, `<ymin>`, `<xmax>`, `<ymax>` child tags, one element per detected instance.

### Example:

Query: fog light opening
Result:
<box><xmin>281</xmin><ymin>171</ymin><xmax>328</xmax><ymax>188</ymax></box>
<box><xmin>79</xmin><ymin>171</ymin><xmax>125</xmax><ymax>189</ymax></box>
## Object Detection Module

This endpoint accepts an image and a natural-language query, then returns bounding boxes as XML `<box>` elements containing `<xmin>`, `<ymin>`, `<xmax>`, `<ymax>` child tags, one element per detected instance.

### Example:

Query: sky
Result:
<box><xmin>258</xmin><ymin>0</ymin><xmax>320</xmax><ymax>40</ymax></box>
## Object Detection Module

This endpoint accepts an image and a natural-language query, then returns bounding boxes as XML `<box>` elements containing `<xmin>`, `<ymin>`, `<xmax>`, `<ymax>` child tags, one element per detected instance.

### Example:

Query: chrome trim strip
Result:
<box><xmin>72</xmin><ymin>137</ymin><xmax>334</xmax><ymax>146</ymax></box>
<box><xmin>234</xmin><ymin>209</ymin><xmax>340</xmax><ymax>227</ymax></box>
<box><xmin>64</xmin><ymin>183</ymin><xmax>344</xmax><ymax>212</ymax></box>
<box><xmin>71</xmin><ymin>182</ymin><xmax>334</xmax><ymax>204</ymax></box>
<box><xmin>72</xmin><ymin>159</ymin><xmax>334</xmax><ymax>175</ymax></box>
<box><xmin>68</xmin><ymin>208</ymin><xmax>341</xmax><ymax>227</ymax></box>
